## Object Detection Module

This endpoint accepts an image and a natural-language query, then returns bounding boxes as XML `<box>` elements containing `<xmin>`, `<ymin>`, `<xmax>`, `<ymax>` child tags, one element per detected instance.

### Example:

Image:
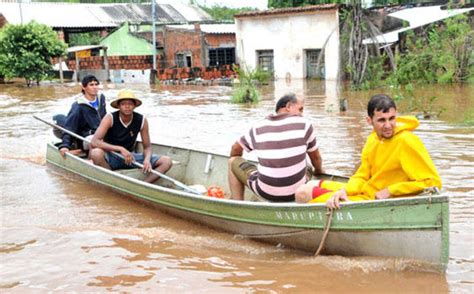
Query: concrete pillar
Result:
<box><xmin>75</xmin><ymin>52</ymin><xmax>80</xmax><ymax>82</ymax></box>
<box><xmin>103</xmin><ymin>46</ymin><xmax>110</xmax><ymax>82</ymax></box>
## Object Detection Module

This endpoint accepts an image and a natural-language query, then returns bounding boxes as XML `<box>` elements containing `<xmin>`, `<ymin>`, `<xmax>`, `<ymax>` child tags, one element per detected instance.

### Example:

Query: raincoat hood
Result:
<box><xmin>394</xmin><ymin>115</ymin><xmax>419</xmax><ymax>135</ymax></box>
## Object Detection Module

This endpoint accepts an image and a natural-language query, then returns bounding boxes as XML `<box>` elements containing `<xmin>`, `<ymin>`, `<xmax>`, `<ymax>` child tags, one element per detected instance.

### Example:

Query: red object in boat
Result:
<box><xmin>207</xmin><ymin>186</ymin><xmax>224</xmax><ymax>198</ymax></box>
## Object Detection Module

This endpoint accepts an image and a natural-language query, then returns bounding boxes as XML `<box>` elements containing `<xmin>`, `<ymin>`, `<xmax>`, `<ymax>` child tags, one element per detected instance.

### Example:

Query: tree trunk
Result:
<box><xmin>349</xmin><ymin>3</ymin><xmax>367</xmax><ymax>87</ymax></box>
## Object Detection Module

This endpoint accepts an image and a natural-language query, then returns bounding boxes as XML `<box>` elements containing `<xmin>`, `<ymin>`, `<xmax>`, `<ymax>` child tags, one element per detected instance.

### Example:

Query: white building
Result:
<box><xmin>235</xmin><ymin>4</ymin><xmax>340</xmax><ymax>80</ymax></box>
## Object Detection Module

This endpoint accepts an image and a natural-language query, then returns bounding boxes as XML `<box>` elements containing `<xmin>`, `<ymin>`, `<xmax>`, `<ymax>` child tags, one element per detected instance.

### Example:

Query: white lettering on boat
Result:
<box><xmin>275</xmin><ymin>211</ymin><xmax>354</xmax><ymax>222</ymax></box>
<box><xmin>346</xmin><ymin>212</ymin><xmax>353</xmax><ymax>220</ymax></box>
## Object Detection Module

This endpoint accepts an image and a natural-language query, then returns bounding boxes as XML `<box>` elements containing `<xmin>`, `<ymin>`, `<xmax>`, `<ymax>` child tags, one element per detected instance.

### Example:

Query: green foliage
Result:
<box><xmin>251</xmin><ymin>68</ymin><xmax>272</xmax><ymax>84</ymax></box>
<box><xmin>231</xmin><ymin>65</ymin><xmax>266</xmax><ymax>104</ymax></box>
<box><xmin>389</xmin><ymin>14</ymin><xmax>473</xmax><ymax>86</ymax></box>
<box><xmin>0</xmin><ymin>21</ymin><xmax>67</xmax><ymax>86</ymax></box>
<box><xmin>359</xmin><ymin>56</ymin><xmax>385</xmax><ymax>90</ymax></box>
<box><xmin>200</xmin><ymin>4</ymin><xmax>257</xmax><ymax>21</ymax></box>
<box><xmin>69</xmin><ymin>32</ymin><xmax>102</xmax><ymax>46</ymax></box>
<box><xmin>231</xmin><ymin>86</ymin><xmax>260</xmax><ymax>104</ymax></box>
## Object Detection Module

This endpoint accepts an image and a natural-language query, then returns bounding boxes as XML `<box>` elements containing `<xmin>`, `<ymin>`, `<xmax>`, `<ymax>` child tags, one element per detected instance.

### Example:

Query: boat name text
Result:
<box><xmin>275</xmin><ymin>211</ymin><xmax>353</xmax><ymax>222</ymax></box>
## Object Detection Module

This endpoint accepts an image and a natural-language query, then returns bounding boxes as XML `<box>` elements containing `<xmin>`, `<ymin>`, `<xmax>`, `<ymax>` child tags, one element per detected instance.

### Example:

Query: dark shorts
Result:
<box><xmin>105</xmin><ymin>152</ymin><xmax>160</xmax><ymax>171</ymax></box>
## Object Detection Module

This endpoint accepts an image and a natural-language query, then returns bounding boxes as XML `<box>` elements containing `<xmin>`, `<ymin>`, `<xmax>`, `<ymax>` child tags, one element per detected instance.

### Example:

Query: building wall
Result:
<box><xmin>100</xmin><ymin>22</ymin><xmax>153</xmax><ymax>56</ymax></box>
<box><xmin>64</xmin><ymin>55</ymin><xmax>157</xmax><ymax>70</ymax></box>
<box><xmin>163</xmin><ymin>28</ymin><xmax>204</xmax><ymax>68</ymax></box>
<box><xmin>235</xmin><ymin>10</ymin><xmax>340</xmax><ymax>80</ymax></box>
<box><xmin>205</xmin><ymin>33</ymin><xmax>235</xmax><ymax>48</ymax></box>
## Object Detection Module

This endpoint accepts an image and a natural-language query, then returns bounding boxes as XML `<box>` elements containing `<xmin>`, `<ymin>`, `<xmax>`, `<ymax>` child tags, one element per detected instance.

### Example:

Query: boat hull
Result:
<box><xmin>46</xmin><ymin>142</ymin><xmax>449</xmax><ymax>271</ymax></box>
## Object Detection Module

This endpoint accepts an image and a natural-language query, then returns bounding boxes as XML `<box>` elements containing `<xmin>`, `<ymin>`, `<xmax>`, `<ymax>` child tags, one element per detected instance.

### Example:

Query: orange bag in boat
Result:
<box><xmin>207</xmin><ymin>186</ymin><xmax>224</xmax><ymax>198</ymax></box>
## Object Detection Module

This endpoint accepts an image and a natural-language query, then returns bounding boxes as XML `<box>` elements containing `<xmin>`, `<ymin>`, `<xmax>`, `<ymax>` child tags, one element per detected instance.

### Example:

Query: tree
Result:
<box><xmin>0</xmin><ymin>21</ymin><xmax>67</xmax><ymax>86</ymax></box>
<box><xmin>389</xmin><ymin>14</ymin><xmax>473</xmax><ymax>85</ymax></box>
<box><xmin>69</xmin><ymin>31</ymin><xmax>102</xmax><ymax>47</ymax></box>
<box><xmin>200</xmin><ymin>5</ymin><xmax>257</xmax><ymax>21</ymax></box>
<box><xmin>339</xmin><ymin>2</ymin><xmax>396</xmax><ymax>88</ymax></box>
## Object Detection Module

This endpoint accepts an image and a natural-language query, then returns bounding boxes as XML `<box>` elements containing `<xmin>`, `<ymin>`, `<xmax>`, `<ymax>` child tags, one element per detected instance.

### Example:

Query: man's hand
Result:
<box><xmin>326</xmin><ymin>189</ymin><xmax>349</xmax><ymax>209</ymax></box>
<box><xmin>375</xmin><ymin>188</ymin><xmax>391</xmax><ymax>199</ymax></box>
<box><xmin>59</xmin><ymin>147</ymin><xmax>69</xmax><ymax>158</ymax></box>
<box><xmin>119</xmin><ymin>147</ymin><xmax>134</xmax><ymax>165</ymax></box>
<box><xmin>142</xmin><ymin>160</ymin><xmax>152</xmax><ymax>173</ymax></box>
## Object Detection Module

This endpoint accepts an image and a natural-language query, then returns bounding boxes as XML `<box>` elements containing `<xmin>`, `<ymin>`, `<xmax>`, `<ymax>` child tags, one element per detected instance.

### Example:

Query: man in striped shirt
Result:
<box><xmin>228</xmin><ymin>93</ymin><xmax>323</xmax><ymax>202</ymax></box>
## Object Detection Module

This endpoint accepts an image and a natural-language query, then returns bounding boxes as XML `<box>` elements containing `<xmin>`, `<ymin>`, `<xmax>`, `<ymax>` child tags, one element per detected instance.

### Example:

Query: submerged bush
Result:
<box><xmin>231</xmin><ymin>85</ymin><xmax>259</xmax><ymax>104</ymax></box>
<box><xmin>231</xmin><ymin>65</ymin><xmax>270</xmax><ymax>104</ymax></box>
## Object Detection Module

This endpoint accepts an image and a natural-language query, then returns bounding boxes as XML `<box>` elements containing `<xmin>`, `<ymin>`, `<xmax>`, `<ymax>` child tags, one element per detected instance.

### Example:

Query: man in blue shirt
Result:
<box><xmin>58</xmin><ymin>75</ymin><xmax>107</xmax><ymax>157</ymax></box>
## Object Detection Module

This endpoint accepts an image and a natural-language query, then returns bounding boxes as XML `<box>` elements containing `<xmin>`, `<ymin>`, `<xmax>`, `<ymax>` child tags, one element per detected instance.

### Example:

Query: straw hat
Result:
<box><xmin>110</xmin><ymin>90</ymin><xmax>142</xmax><ymax>109</ymax></box>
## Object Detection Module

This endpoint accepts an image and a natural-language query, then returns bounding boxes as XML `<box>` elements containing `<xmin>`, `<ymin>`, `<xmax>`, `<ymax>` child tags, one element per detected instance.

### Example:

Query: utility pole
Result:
<box><xmin>151</xmin><ymin>0</ymin><xmax>157</xmax><ymax>84</ymax></box>
<box><xmin>18</xmin><ymin>0</ymin><xmax>23</xmax><ymax>24</ymax></box>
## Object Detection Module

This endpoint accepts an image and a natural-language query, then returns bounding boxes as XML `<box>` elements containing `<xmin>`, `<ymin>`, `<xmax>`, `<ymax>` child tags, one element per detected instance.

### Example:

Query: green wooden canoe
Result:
<box><xmin>46</xmin><ymin>142</ymin><xmax>449</xmax><ymax>272</ymax></box>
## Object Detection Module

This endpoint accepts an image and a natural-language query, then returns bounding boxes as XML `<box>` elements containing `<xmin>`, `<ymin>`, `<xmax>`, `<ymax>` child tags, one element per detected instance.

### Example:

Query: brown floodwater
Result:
<box><xmin>0</xmin><ymin>80</ymin><xmax>473</xmax><ymax>292</ymax></box>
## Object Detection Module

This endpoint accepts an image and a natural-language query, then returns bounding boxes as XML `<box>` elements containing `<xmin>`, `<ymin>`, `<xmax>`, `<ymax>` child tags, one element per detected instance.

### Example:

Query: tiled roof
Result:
<box><xmin>235</xmin><ymin>4</ymin><xmax>339</xmax><ymax>18</ymax></box>
<box><xmin>0</xmin><ymin>2</ymin><xmax>212</xmax><ymax>28</ymax></box>
<box><xmin>166</xmin><ymin>23</ymin><xmax>235</xmax><ymax>34</ymax></box>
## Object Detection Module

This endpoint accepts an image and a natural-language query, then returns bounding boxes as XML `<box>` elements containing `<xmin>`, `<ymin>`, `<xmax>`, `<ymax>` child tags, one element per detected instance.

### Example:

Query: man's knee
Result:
<box><xmin>156</xmin><ymin>155</ymin><xmax>172</xmax><ymax>170</ymax></box>
<box><xmin>295</xmin><ymin>184</ymin><xmax>311</xmax><ymax>203</ymax></box>
<box><xmin>89</xmin><ymin>148</ymin><xmax>110</xmax><ymax>169</ymax></box>
<box><xmin>295</xmin><ymin>180</ymin><xmax>319</xmax><ymax>203</ymax></box>
<box><xmin>90</xmin><ymin>148</ymin><xmax>105</xmax><ymax>163</ymax></box>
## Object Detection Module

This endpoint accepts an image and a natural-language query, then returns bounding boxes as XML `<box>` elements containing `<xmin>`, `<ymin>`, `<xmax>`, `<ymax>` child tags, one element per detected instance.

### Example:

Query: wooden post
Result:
<box><xmin>75</xmin><ymin>52</ymin><xmax>80</xmax><ymax>82</ymax></box>
<box><xmin>59</xmin><ymin>56</ymin><xmax>64</xmax><ymax>84</ymax></box>
<box><xmin>103</xmin><ymin>46</ymin><xmax>110</xmax><ymax>82</ymax></box>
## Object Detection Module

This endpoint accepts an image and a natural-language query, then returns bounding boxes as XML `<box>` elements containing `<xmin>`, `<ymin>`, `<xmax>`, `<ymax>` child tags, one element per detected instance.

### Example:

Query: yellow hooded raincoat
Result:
<box><xmin>311</xmin><ymin>116</ymin><xmax>442</xmax><ymax>203</ymax></box>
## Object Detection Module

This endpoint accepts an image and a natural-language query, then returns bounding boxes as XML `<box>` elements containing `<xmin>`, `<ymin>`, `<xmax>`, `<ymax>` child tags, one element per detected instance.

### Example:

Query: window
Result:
<box><xmin>257</xmin><ymin>50</ymin><xmax>274</xmax><ymax>73</ymax></box>
<box><xmin>306</xmin><ymin>49</ymin><xmax>325</xmax><ymax>79</ymax></box>
<box><xmin>209</xmin><ymin>48</ymin><xmax>235</xmax><ymax>66</ymax></box>
<box><xmin>176</xmin><ymin>53</ymin><xmax>185</xmax><ymax>67</ymax></box>
<box><xmin>176</xmin><ymin>52</ymin><xmax>192</xmax><ymax>68</ymax></box>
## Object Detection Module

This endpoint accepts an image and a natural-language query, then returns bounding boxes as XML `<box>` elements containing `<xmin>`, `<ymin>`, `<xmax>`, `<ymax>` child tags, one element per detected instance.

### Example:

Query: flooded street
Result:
<box><xmin>0</xmin><ymin>80</ymin><xmax>473</xmax><ymax>292</ymax></box>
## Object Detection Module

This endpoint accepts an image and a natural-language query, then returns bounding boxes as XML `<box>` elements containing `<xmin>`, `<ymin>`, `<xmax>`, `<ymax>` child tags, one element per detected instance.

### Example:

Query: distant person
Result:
<box><xmin>295</xmin><ymin>94</ymin><xmax>442</xmax><ymax>208</ymax></box>
<box><xmin>228</xmin><ymin>93</ymin><xmax>323</xmax><ymax>202</ymax></box>
<box><xmin>90</xmin><ymin>90</ymin><xmax>172</xmax><ymax>183</ymax></box>
<box><xmin>57</xmin><ymin>75</ymin><xmax>107</xmax><ymax>156</ymax></box>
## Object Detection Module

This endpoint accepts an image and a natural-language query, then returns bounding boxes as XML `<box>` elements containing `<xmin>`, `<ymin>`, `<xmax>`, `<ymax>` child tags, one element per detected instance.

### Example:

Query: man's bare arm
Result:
<box><xmin>308</xmin><ymin>149</ymin><xmax>323</xmax><ymax>175</ymax></box>
<box><xmin>230</xmin><ymin>142</ymin><xmax>244</xmax><ymax>157</ymax></box>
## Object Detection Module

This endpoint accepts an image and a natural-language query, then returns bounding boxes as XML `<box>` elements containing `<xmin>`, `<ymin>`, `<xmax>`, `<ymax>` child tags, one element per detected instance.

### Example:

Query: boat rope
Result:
<box><xmin>314</xmin><ymin>208</ymin><xmax>334</xmax><ymax>256</ymax></box>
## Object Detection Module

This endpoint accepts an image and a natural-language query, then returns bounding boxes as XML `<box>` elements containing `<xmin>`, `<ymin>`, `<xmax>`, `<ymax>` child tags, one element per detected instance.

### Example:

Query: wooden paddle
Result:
<box><xmin>33</xmin><ymin>115</ymin><xmax>200</xmax><ymax>195</ymax></box>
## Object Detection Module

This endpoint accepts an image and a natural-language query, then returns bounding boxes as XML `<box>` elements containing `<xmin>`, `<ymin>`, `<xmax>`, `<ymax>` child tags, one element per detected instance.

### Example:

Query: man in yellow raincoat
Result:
<box><xmin>295</xmin><ymin>94</ymin><xmax>442</xmax><ymax>208</ymax></box>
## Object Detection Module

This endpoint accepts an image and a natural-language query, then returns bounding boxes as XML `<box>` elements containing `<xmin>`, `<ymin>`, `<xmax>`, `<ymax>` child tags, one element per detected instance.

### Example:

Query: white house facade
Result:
<box><xmin>235</xmin><ymin>4</ymin><xmax>340</xmax><ymax>80</ymax></box>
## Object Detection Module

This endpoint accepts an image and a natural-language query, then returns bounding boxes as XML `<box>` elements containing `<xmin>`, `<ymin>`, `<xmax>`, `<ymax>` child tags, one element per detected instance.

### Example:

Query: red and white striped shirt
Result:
<box><xmin>239</xmin><ymin>113</ymin><xmax>318</xmax><ymax>201</ymax></box>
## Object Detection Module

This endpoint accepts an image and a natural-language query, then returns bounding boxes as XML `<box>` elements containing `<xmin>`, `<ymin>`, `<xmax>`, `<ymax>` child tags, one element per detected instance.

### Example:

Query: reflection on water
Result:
<box><xmin>0</xmin><ymin>80</ymin><xmax>472</xmax><ymax>292</ymax></box>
